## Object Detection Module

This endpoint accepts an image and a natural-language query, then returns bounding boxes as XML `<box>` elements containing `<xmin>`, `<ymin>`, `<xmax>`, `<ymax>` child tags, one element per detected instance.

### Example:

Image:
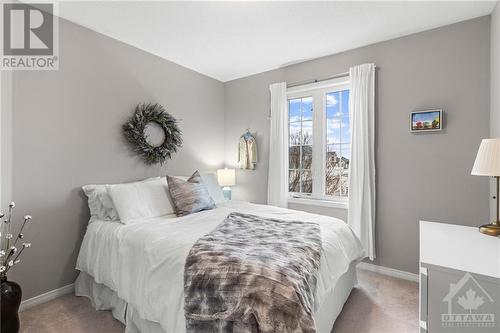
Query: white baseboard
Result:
<box><xmin>357</xmin><ymin>262</ymin><xmax>419</xmax><ymax>282</ymax></box>
<box><xmin>19</xmin><ymin>283</ymin><xmax>74</xmax><ymax>312</ymax></box>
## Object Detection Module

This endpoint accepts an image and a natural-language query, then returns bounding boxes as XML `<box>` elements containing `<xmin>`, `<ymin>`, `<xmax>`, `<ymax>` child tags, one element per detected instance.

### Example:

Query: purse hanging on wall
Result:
<box><xmin>238</xmin><ymin>129</ymin><xmax>257</xmax><ymax>170</ymax></box>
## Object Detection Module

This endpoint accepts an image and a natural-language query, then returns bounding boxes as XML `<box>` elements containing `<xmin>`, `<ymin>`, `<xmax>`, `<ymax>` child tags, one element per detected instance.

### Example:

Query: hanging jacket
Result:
<box><xmin>238</xmin><ymin>134</ymin><xmax>258</xmax><ymax>170</ymax></box>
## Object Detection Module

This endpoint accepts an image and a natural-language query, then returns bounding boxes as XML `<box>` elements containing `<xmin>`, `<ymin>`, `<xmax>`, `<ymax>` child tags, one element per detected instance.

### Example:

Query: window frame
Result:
<box><xmin>287</xmin><ymin>77</ymin><xmax>350</xmax><ymax>207</ymax></box>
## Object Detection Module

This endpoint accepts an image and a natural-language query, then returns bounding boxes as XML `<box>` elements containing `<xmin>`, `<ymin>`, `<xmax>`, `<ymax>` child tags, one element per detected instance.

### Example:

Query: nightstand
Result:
<box><xmin>419</xmin><ymin>221</ymin><xmax>500</xmax><ymax>333</ymax></box>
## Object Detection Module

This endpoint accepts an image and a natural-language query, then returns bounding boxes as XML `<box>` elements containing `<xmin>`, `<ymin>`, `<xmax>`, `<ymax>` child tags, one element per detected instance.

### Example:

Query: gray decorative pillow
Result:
<box><xmin>166</xmin><ymin>171</ymin><xmax>216</xmax><ymax>217</ymax></box>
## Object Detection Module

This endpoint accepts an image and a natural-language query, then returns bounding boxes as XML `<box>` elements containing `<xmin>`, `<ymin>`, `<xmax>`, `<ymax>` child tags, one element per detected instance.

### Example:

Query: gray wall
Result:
<box><xmin>492</xmin><ymin>3</ymin><xmax>500</xmax><ymax>139</ymax></box>
<box><xmin>224</xmin><ymin>16</ymin><xmax>491</xmax><ymax>274</ymax></box>
<box><xmin>288</xmin><ymin>204</ymin><xmax>348</xmax><ymax>223</ymax></box>
<box><xmin>5</xmin><ymin>18</ymin><xmax>225</xmax><ymax>300</ymax></box>
<box><xmin>1</xmin><ymin>72</ymin><xmax>13</xmax><ymax>210</ymax></box>
<box><xmin>491</xmin><ymin>3</ymin><xmax>499</xmax><ymax>220</ymax></box>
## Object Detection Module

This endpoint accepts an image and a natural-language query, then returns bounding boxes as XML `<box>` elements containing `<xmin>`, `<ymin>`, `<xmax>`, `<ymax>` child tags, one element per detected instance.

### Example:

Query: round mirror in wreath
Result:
<box><xmin>123</xmin><ymin>103</ymin><xmax>182</xmax><ymax>165</ymax></box>
<box><xmin>144</xmin><ymin>122</ymin><xmax>166</xmax><ymax>147</ymax></box>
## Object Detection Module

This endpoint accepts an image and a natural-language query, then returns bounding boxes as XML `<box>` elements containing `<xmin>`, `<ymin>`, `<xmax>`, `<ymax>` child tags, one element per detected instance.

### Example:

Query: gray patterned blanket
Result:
<box><xmin>184</xmin><ymin>212</ymin><xmax>322</xmax><ymax>333</ymax></box>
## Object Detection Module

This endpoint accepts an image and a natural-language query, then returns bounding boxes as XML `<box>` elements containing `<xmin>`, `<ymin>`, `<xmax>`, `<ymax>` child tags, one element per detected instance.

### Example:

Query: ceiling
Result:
<box><xmin>54</xmin><ymin>1</ymin><xmax>497</xmax><ymax>82</ymax></box>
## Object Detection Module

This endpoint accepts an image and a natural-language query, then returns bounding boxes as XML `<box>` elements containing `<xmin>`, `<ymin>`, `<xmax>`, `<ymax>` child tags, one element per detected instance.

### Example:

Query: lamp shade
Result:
<box><xmin>217</xmin><ymin>168</ymin><xmax>236</xmax><ymax>186</ymax></box>
<box><xmin>471</xmin><ymin>138</ymin><xmax>500</xmax><ymax>176</ymax></box>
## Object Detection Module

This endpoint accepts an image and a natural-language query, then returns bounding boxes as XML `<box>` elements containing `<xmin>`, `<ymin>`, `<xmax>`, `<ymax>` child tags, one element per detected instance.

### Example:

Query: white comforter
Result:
<box><xmin>76</xmin><ymin>201</ymin><xmax>364</xmax><ymax>332</ymax></box>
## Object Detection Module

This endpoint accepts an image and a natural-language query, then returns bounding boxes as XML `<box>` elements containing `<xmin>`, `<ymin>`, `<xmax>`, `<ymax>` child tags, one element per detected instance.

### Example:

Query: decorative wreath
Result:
<box><xmin>123</xmin><ymin>103</ymin><xmax>182</xmax><ymax>165</ymax></box>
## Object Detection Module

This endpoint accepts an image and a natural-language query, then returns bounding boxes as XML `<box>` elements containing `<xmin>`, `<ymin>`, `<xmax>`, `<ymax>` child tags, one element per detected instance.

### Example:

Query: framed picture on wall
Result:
<box><xmin>410</xmin><ymin>109</ymin><xmax>443</xmax><ymax>132</ymax></box>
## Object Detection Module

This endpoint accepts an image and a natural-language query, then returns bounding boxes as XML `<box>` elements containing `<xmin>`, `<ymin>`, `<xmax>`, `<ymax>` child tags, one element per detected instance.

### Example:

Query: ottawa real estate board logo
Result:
<box><xmin>441</xmin><ymin>272</ymin><xmax>496</xmax><ymax>331</ymax></box>
<box><xmin>1</xmin><ymin>2</ymin><xmax>58</xmax><ymax>70</ymax></box>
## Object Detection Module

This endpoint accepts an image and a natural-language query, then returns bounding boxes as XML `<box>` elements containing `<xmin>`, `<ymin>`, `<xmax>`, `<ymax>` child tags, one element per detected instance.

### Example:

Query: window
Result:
<box><xmin>325</xmin><ymin>90</ymin><xmax>350</xmax><ymax>197</ymax></box>
<box><xmin>288</xmin><ymin>97</ymin><xmax>313</xmax><ymax>194</ymax></box>
<box><xmin>287</xmin><ymin>78</ymin><xmax>350</xmax><ymax>203</ymax></box>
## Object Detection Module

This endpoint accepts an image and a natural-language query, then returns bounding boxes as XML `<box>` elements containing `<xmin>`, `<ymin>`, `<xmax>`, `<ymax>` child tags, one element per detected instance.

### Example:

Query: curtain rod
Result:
<box><xmin>287</xmin><ymin>71</ymin><xmax>348</xmax><ymax>88</ymax></box>
<box><xmin>286</xmin><ymin>66</ymin><xmax>378</xmax><ymax>88</ymax></box>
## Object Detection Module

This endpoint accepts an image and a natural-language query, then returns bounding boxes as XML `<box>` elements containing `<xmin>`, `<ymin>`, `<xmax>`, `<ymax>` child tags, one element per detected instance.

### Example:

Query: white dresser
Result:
<box><xmin>419</xmin><ymin>221</ymin><xmax>500</xmax><ymax>333</ymax></box>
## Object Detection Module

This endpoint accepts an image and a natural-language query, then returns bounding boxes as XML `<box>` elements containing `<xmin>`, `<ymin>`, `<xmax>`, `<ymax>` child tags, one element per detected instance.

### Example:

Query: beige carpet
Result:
<box><xmin>19</xmin><ymin>269</ymin><xmax>418</xmax><ymax>333</ymax></box>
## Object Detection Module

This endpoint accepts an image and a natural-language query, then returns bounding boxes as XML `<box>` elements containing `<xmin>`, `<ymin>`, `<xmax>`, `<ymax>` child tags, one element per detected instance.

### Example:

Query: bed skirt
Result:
<box><xmin>75</xmin><ymin>262</ymin><xmax>358</xmax><ymax>333</ymax></box>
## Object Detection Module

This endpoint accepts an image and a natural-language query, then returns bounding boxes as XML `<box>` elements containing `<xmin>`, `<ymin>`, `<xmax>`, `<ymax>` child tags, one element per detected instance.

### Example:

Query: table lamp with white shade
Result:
<box><xmin>471</xmin><ymin>138</ymin><xmax>500</xmax><ymax>236</ymax></box>
<box><xmin>217</xmin><ymin>168</ymin><xmax>236</xmax><ymax>200</ymax></box>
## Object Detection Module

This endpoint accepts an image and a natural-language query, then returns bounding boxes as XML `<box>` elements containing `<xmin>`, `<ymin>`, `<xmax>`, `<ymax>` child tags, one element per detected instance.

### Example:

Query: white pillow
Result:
<box><xmin>106</xmin><ymin>177</ymin><xmax>174</xmax><ymax>224</ymax></box>
<box><xmin>82</xmin><ymin>185</ymin><xmax>119</xmax><ymax>221</ymax></box>
<box><xmin>200</xmin><ymin>173</ymin><xmax>226</xmax><ymax>204</ymax></box>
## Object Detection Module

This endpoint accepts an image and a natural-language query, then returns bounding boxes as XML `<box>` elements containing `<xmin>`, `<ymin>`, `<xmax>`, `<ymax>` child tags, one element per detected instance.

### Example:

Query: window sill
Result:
<box><xmin>288</xmin><ymin>197</ymin><xmax>348</xmax><ymax>209</ymax></box>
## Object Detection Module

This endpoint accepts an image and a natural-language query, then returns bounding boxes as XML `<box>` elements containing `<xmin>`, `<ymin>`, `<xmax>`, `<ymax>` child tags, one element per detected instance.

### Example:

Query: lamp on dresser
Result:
<box><xmin>471</xmin><ymin>138</ymin><xmax>500</xmax><ymax>236</ymax></box>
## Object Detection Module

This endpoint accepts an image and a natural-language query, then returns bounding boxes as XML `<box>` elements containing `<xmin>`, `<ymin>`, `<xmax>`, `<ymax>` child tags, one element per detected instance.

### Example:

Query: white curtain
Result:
<box><xmin>348</xmin><ymin>63</ymin><xmax>376</xmax><ymax>260</ymax></box>
<box><xmin>267</xmin><ymin>82</ymin><xmax>289</xmax><ymax>208</ymax></box>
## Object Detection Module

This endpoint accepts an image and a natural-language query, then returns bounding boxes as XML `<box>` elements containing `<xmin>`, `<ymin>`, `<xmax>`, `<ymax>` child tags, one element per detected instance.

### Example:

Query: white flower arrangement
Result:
<box><xmin>0</xmin><ymin>202</ymin><xmax>33</xmax><ymax>280</ymax></box>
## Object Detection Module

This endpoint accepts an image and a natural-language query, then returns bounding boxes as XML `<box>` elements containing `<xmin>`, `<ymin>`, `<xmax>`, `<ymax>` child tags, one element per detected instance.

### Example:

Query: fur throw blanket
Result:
<box><xmin>184</xmin><ymin>212</ymin><xmax>322</xmax><ymax>333</ymax></box>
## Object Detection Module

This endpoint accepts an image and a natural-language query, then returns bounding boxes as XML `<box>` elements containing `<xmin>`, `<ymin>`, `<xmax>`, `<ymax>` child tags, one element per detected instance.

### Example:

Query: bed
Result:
<box><xmin>75</xmin><ymin>200</ymin><xmax>364</xmax><ymax>333</ymax></box>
